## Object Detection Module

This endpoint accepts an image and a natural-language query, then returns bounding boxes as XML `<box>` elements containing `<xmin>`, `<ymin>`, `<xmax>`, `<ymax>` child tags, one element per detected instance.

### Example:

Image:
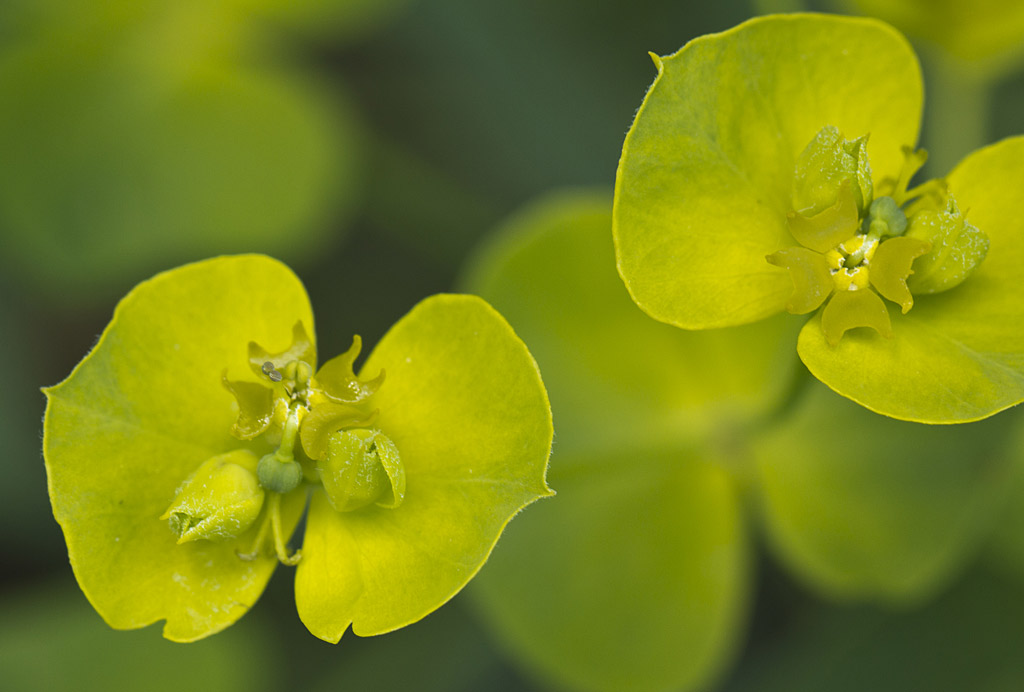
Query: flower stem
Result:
<box><xmin>923</xmin><ymin>56</ymin><xmax>992</xmax><ymax>177</ymax></box>
<box><xmin>270</xmin><ymin>493</ymin><xmax>301</xmax><ymax>566</ymax></box>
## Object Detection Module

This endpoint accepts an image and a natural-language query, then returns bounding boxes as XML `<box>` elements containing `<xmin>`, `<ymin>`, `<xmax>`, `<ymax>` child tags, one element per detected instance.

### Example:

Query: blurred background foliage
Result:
<box><xmin>4</xmin><ymin>0</ymin><xmax>1024</xmax><ymax>690</ymax></box>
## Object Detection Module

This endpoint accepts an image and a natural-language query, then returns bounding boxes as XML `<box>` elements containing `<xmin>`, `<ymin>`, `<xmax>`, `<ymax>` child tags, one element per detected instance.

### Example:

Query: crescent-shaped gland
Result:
<box><xmin>766</xmin><ymin>246</ymin><xmax>834</xmax><ymax>314</ymax></box>
<box><xmin>869</xmin><ymin>236</ymin><xmax>932</xmax><ymax>314</ymax></box>
<box><xmin>821</xmin><ymin>289</ymin><xmax>893</xmax><ymax>347</ymax></box>
<box><xmin>221</xmin><ymin>374</ymin><xmax>276</xmax><ymax>440</ymax></box>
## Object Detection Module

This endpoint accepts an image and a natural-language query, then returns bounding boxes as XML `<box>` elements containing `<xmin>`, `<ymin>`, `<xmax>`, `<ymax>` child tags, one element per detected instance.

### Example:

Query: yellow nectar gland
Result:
<box><xmin>827</xmin><ymin>235</ymin><xmax>876</xmax><ymax>292</ymax></box>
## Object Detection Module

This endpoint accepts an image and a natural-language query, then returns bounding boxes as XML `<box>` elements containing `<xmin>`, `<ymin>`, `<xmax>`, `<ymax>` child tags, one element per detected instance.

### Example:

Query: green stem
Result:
<box><xmin>270</xmin><ymin>493</ymin><xmax>301</xmax><ymax>566</ymax></box>
<box><xmin>923</xmin><ymin>57</ymin><xmax>992</xmax><ymax>177</ymax></box>
<box><xmin>237</xmin><ymin>505</ymin><xmax>272</xmax><ymax>562</ymax></box>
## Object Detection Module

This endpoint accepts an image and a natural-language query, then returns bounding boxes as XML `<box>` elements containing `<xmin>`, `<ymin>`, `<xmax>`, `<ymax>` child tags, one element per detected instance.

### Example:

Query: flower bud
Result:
<box><xmin>793</xmin><ymin>126</ymin><xmax>873</xmax><ymax>216</ymax></box>
<box><xmin>318</xmin><ymin>428</ymin><xmax>405</xmax><ymax>512</ymax></box>
<box><xmin>161</xmin><ymin>450</ymin><xmax>265</xmax><ymax>544</ymax></box>
<box><xmin>865</xmin><ymin>196</ymin><xmax>908</xmax><ymax>239</ymax></box>
<box><xmin>906</xmin><ymin>195</ymin><xmax>989</xmax><ymax>294</ymax></box>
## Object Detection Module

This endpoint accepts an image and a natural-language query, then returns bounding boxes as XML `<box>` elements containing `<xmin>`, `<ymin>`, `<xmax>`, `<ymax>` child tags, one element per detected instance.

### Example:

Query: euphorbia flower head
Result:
<box><xmin>43</xmin><ymin>255</ymin><xmax>552</xmax><ymax>642</ymax></box>
<box><xmin>613</xmin><ymin>13</ymin><xmax>1024</xmax><ymax>423</ymax></box>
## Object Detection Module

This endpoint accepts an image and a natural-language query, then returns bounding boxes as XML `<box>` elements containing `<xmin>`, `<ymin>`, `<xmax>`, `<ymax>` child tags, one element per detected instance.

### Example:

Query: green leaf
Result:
<box><xmin>466</xmin><ymin>191</ymin><xmax>801</xmax><ymax>456</ymax></box>
<box><xmin>752</xmin><ymin>382</ymin><xmax>1016</xmax><ymax>602</ymax></box>
<box><xmin>294</xmin><ymin>294</ymin><xmax>553</xmax><ymax>642</ymax></box>
<box><xmin>983</xmin><ymin>414</ymin><xmax>1024</xmax><ymax>581</ymax></box>
<box><xmin>474</xmin><ymin>446</ymin><xmax>748</xmax><ymax>692</ymax></box>
<box><xmin>463</xmin><ymin>191</ymin><xmax>796</xmax><ymax>692</ymax></box>
<box><xmin>847</xmin><ymin>0</ymin><xmax>1024</xmax><ymax>74</ymax></box>
<box><xmin>614</xmin><ymin>13</ymin><xmax>922</xmax><ymax>329</ymax></box>
<box><xmin>43</xmin><ymin>255</ymin><xmax>314</xmax><ymax>641</ymax></box>
<box><xmin>0</xmin><ymin>582</ymin><xmax>280</xmax><ymax>692</ymax></box>
<box><xmin>0</xmin><ymin>14</ymin><xmax>358</xmax><ymax>297</ymax></box>
<box><xmin>798</xmin><ymin>137</ymin><xmax>1024</xmax><ymax>422</ymax></box>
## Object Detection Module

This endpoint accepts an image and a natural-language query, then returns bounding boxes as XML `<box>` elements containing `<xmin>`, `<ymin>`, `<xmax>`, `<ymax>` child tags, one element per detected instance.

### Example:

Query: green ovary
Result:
<box><xmin>767</xmin><ymin>126</ymin><xmax>988</xmax><ymax>347</ymax></box>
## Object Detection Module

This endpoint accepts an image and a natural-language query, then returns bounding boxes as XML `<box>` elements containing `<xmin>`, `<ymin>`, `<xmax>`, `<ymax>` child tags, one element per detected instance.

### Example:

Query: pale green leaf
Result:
<box><xmin>463</xmin><ymin>191</ymin><xmax>794</xmax><ymax>692</ymax></box>
<box><xmin>43</xmin><ymin>255</ymin><xmax>313</xmax><ymax>641</ymax></box>
<box><xmin>753</xmin><ymin>382</ymin><xmax>1016</xmax><ymax>602</ymax></box>
<box><xmin>613</xmin><ymin>13</ymin><xmax>921</xmax><ymax>328</ymax></box>
<box><xmin>466</xmin><ymin>190</ymin><xmax>801</xmax><ymax>458</ymax></box>
<box><xmin>472</xmin><ymin>447</ymin><xmax>748</xmax><ymax>692</ymax></box>
<box><xmin>798</xmin><ymin>137</ymin><xmax>1024</xmax><ymax>422</ymax></box>
<box><xmin>295</xmin><ymin>294</ymin><xmax>553</xmax><ymax>642</ymax></box>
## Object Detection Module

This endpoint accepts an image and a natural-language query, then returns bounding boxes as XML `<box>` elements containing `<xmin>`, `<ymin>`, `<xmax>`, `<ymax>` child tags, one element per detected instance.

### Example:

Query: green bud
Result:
<box><xmin>906</xmin><ymin>195</ymin><xmax>989</xmax><ymax>295</ymax></box>
<box><xmin>865</xmin><ymin>196</ymin><xmax>907</xmax><ymax>239</ymax></box>
<box><xmin>257</xmin><ymin>452</ymin><xmax>304</xmax><ymax>494</ymax></box>
<box><xmin>318</xmin><ymin>428</ymin><xmax>405</xmax><ymax>513</ymax></box>
<box><xmin>793</xmin><ymin>126</ymin><xmax>873</xmax><ymax>216</ymax></box>
<box><xmin>161</xmin><ymin>450</ymin><xmax>265</xmax><ymax>544</ymax></box>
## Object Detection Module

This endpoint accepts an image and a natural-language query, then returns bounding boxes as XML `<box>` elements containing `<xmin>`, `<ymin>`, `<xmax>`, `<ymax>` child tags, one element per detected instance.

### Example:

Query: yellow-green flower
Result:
<box><xmin>43</xmin><ymin>255</ymin><xmax>552</xmax><ymax>642</ymax></box>
<box><xmin>613</xmin><ymin>13</ymin><xmax>1024</xmax><ymax>423</ymax></box>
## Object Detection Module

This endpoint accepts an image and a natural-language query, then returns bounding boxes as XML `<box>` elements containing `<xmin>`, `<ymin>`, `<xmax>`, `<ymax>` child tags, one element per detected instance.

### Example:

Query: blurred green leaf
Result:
<box><xmin>0</xmin><ymin>1</ymin><xmax>359</xmax><ymax>299</ymax></box>
<box><xmin>983</xmin><ymin>417</ymin><xmax>1024</xmax><ymax>581</ymax></box>
<box><xmin>473</xmin><ymin>444</ymin><xmax>749</xmax><ymax>692</ymax></box>
<box><xmin>752</xmin><ymin>381</ymin><xmax>1017</xmax><ymax>603</ymax></box>
<box><xmin>0</xmin><ymin>581</ymin><xmax>278</xmax><ymax>692</ymax></box>
<box><xmin>846</xmin><ymin>0</ymin><xmax>1024</xmax><ymax>76</ymax></box>
<box><xmin>466</xmin><ymin>191</ymin><xmax>800</xmax><ymax>457</ymax></box>
<box><xmin>464</xmin><ymin>190</ymin><xmax>799</xmax><ymax>692</ymax></box>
